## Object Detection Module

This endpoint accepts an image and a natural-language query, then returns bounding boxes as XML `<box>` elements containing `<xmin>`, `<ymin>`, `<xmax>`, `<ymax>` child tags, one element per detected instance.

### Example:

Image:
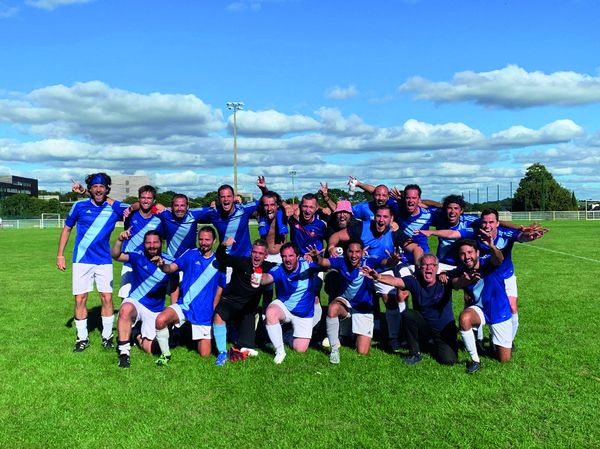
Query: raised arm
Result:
<box><xmin>111</xmin><ymin>230</ymin><xmax>131</xmax><ymax>262</ymax></box>
<box><xmin>305</xmin><ymin>245</ymin><xmax>331</xmax><ymax>269</ymax></box>
<box><xmin>257</xmin><ymin>176</ymin><xmax>268</xmax><ymax>195</ymax></box>
<box><xmin>327</xmin><ymin>228</ymin><xmax>351</xmax><ymax>256</ymax></box>
<box><xmin>351</xmin><ymin>176</ymin><xmax>375</xmax><ymax>194</ymax></box>
<box><xmin>415</xmin><ymin>228</ymin><xmax>462</xmax><ymax>239</ymax></box>
<box><xmin>319</xmin><ymin>182</ymin><xmax>337</xmax><ymax>211</ymax></box>
<box><xmin>479</xmin><ymin>230</ymin><xmax>504</xmax><ymax>266</ymax></box>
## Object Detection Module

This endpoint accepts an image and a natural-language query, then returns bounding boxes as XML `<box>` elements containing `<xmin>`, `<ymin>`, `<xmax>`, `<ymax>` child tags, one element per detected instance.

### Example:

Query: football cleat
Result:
<box><xmin>118</xmin><ymin>353</ymin><xmax>130</xmax><ymax>369</ymax></box>
<box><xmin>273</xmin><ymin>351</ymin><xmax>287</xmax><ymax>365</ymax></box>
<box><xmin>329</xmin><ymin>348</ymin><xmax>340</xmax><ymax>365</ymax></box>
<box><xmin>101</xmin><ymin>335</ymin><xmax>114</xmax><ymax>350</ymax></box>
<box><xmin>155</xmin><ymin>354</ymin><xmax>171</xmax><ymax>367</ymax></box>
<box><xmin>73</xmin><ymin>339</ymin><xmax>90</xmax><ymax>353</ymax></box>
<box><xmin>404</xmin><ymin>353</ymin><xmax>423</xmax><ymax>366</ymax></box>
<box><xmin>239</xmin><ymin>347</ymin><xmax>258</xmax><ymax>357</ymax></box>
<box><xmin>215</xmin><ymin>352</ymin><xmax>228</xmax><ymax>366</ymax></box>
<box><xmin>466</xmin><ymin>361</ymin><xmax>481</xmax><ymax>374</ymax></box>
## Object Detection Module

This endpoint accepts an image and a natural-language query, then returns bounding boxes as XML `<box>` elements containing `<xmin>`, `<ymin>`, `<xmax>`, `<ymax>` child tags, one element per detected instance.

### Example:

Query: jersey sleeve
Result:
<box><xmin>111</xmin><ymin>201</ymin><xmax>129</xmax><ymax>221</ymax></box>
<box><xmin>189</xmin><ymin>207</ymin><xmax>211</xmax><ymax>222</ymax></box>
<box><xmin>173</xmin><ymin>250</ymin><xmax>190</xmax><ymax>271</ymax></box>
<box><xmin>64</xmin><ymin>202</ymin><xmax>80</xmax><ymax>228</ymax></box>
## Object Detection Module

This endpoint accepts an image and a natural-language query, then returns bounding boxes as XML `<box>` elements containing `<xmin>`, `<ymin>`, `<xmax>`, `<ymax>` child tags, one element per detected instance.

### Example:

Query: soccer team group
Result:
<box><xmin>56</xmin><ymin>172</ymin><xmax>547</xmax><ymax>373</ymax></box>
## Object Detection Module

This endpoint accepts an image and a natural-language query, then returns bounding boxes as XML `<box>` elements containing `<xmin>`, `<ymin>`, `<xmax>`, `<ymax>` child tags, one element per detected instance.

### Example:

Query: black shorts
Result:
<box><xmin>214</xmin><ymin>298</ymin><xmax>259</xmax><ymax>322</ymax></box>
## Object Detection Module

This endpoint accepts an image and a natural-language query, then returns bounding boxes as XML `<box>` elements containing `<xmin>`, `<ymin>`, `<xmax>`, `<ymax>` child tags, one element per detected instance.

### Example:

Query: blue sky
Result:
<box><xmin>1</xmin><ymin>0</ymin><xmax>599</xmax><ymax>201</ymax></box>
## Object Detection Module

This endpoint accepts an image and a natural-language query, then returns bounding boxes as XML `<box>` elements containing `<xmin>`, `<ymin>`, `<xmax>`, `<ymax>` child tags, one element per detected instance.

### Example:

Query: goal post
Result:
<box><xmin>41</xmin><ymin>213</ymin><xmax>61</xmax><ymax>229</ymax></box>
<box><xmin>585</xmin><ymin>200</ymin><xmax>600</xmax><ymax>220</ymax></box>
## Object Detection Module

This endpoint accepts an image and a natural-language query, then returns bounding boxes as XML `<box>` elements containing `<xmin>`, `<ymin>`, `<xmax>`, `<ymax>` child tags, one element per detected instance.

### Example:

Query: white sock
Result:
<box><xmin>155</xmin><ymin>327</ymin><xmax>171</xmax><ymax>357</ymax></box>
<box><xmin>512</xmin><ymin>313</ymin><xmax>519</xmax><ymax>340</ymax></box>
<box><xmin>266</xmin><ymin>323</ymin><xmax>284</xmax><ymax>354</ymax></box>
<box><xmin>313</xmin><ymin>302</ymin><xmax>323</xmax><ymax>327</ymax></box>
<box><xmin>326</xmin><ymin>316</ymin><xmax>341</xmax><ymax>349</ymax></box>
<box><xmin>101</xmin><ymin>314</ymin><xmax>114</xmax><ymax>339</ymax></box>
<box><xmin>460</xmin><ymin>329</ymin><xmax>480</xmax><ymax>363</ymax></box>
<box><xmin>75</xmin><ymin>319</ymin><xmax>88</xmax><ymax>341</ymax></box>
<box><xmin>386</xmin><ymin>308</ymin><xmax>401</xmax><ymax>340</ymax></box>
<box><xmin>118</xmin><ymin>342</ymin><xmax>131</xmax><ymax>356</ymax></box>
<box><xmin>476</xmin><ymin>325</ymin><xmax>483</xmax><ymax>342</ymax></box>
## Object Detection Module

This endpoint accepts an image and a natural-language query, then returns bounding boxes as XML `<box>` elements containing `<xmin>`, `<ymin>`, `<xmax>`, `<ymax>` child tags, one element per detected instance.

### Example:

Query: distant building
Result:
<box><xmin>0</xmin><ymin>175</ymin><xmax>39</xmax><ymax>199</ymax></box>
<box><xmin>110</xmin><ymin>175</ymin><xmax>150</xmax><ymax>201</ymax></box>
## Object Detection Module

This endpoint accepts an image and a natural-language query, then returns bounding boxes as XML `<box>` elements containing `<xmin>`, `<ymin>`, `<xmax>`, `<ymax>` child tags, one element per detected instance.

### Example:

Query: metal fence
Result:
<box><xmin>1</xmin><ymin>211</ymin><xmax>598</xmax><ymax>230</ymax></box>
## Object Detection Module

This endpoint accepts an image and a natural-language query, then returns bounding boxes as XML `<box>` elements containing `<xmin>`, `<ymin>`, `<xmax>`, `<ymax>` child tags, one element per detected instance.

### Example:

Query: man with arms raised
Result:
<box><xmin>152</xmin><ymin>226</ymin><xmax>226</xmax><ymax>365</ymax></box>
<box><xmin>111</xmin><ymin>230</ymin><xmax>177</xmax><ymax>368</ymax></box>
<box><xmin>260</xmin><ymin>243</ymin><xmax>320</xmax><ymax>364</ymax></box>
<box><xmin>257</xmin><ymin>190</ymin><xmax>288</xmax><ymax>263</ymax></box>
<box><xmin>363</xmin><ymin>253</ymin><xmax>458</xmax><ymax>366</ymax></box>
<box><xmin>57</xmin><ymin>173</ymin><xmax>128</xmax><ymax>352</ymax></box>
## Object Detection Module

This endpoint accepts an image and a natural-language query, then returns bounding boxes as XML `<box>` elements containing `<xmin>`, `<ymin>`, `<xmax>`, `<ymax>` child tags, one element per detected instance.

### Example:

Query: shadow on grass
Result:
<box><xmin>64</xmin><ymin>306</ymin><xmax>116</xmax><ymax>333</ymax></box>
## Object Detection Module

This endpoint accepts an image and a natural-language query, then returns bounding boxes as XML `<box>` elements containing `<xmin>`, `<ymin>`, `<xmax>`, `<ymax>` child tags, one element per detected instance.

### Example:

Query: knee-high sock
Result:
<box><xmin>213</xmin><ymin>323</ymin><xmax>227</xmax><ymax>353</ymax></box>
<box><xmin>101</xmin><ymin>314</ymin><xmax>114</xmax><ymax>339</ymax></box>
<box><xmin>313</xmin><ymin>302</ymin><xmax>322</xmax><ymax>327</ymax></box>
<box><xmin>75</xmin><ymin>319</ymin><xmax>88</xmax><ymax>341</ymax></box>
<box><xmin>266</xmin><ymin>323</ymin><xmax>284</xmax><ymax>354</ymax></box>
<box><xmin>155</xmin><ymin>327</ymin><xmax>171</xmax><ymax>357</ymax></box>
<box><xmin>326</xmin><ymin>316</ymin><xmax>341</xmax><ymax>349</ymax></box>
<box><xmin>460</xmin><ymin>329</ymin><xmax>480</xmax><ymax>363</ymax></box>
<box><xmin>386</xmin><ymin>308</ymin><xmax>401</xmax><ymax>340</ymax></box>
<box><xmin>512</xmin><ymin>313</ymin><xmax>519</xmax><ymax>340</ymax></box>
<box><xmin>118</xmin><ymin>341</ymin><xmax>130</xmax><ymax>356</ymax></box>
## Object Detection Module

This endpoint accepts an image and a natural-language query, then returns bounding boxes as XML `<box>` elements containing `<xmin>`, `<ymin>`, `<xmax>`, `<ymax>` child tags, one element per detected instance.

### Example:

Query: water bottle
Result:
<box><xmin>348</xmin><ymin>178</ymin><xmax>357</xmax><ymax>197</ymax></box>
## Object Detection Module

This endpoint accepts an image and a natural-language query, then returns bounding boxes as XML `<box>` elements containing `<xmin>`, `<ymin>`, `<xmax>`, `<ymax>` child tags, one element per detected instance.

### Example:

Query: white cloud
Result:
<box><xmin>325</xmin><ymin>85</ymin><xmax>359</xmax><ymax>100</ymax></box>
<box><xmin>488</xmin><ymin>120</ymin><xmax>584</xmax><ymax>147</ymax></box>
<box><xmin>316</xmin><ymin>107</ymin><xmax>374</xmax><ymax>136</ymax></box>
<box><xmin>400</xmin><ymin>65</ymin><xmax>600</xmax><ymax>108</ymax></box>
<box><xmin>26</xmin><ymin>0</ymin><xmax>93</xmax><ymax>11</ymax></box>
<box><xmin>231</xmin><ymin>109</ymin><xmax>320</xmax><ymax>136</ymax></box>
<box><xmin>0</xmin><ymin>1</ymin><xmax>18</xmax><ymax>17</ymax></box>
<box><xmin>0</xmin><ymin>81</ymin><xmax>224</xmax><ymax>143</ymax></box>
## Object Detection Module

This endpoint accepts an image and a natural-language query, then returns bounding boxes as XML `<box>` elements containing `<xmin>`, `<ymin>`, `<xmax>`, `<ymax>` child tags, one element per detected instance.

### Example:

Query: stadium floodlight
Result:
<box><xmin>289</xmin><ymin>168</ymin><xmax>297</xmax><ymax>204</ymax></box>
<box><xmin>227</xmin><ymin>101</ymin><xmax>245</xmax><ymax>194</ymax></box>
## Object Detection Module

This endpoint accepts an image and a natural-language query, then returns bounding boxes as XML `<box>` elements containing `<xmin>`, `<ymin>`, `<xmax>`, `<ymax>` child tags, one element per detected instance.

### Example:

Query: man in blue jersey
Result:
<box><xmin>257</xmin><ymin>190</ymin><xmax>288</xmax><ymax>262</ymax></box>
<box><xmin>364</xmin><ymin>253</ymin><xmax>458</xmax><ymax>366</ymax></box>
<box><xmin>260</xmin><ymin>243</ymin><xmax>320</xmax><ymax>364</ymax></box>
<box><xmin>417</xmin><ymin>208</ymin><xmax>546</xmax><ymax>346</ymax></box>
<box><xmin>111</xmin><ymin>230</ymin><xmax>178</xmax><ymax>368</ymax></box>
<box><xmin>450</xmin><ymin>238</ymin><xmax>508</xmax><ymax>374</ymax></box>
<box><xmin>118</xmin><ymin>185</ymin><xmax>163</xmax><ymax>299</ymax></box>
<box><xmin>158</xmin><ymin>193</ymin><xmax>207</xmax><ymax>260</ymax></box>
<box><xmin>57</xmin><ymin>173</ymin><xmax>128</xmax><ymax>352</ymax></box>
<box><xmin>306</xmin><ymin>239</ymin><xmax>381</xmax><ymax>364</ymax></box>
<box><xmin>151</xmin><ymin>226</ymin><xmax>226</xmax><ymax>365</ymax></box>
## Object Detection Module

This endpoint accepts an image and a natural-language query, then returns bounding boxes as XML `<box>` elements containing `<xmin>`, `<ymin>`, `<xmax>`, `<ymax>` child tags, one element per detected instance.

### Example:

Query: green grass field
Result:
<box><xmin>1</xmin><ymin>221</ymin><xmax>599</xmax><ymax>448</ymax></box>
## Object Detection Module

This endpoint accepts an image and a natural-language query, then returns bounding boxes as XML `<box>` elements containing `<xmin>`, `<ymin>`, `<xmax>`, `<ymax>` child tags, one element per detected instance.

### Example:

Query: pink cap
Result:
<box><xmin>334</xmin><ymin>200</ymin><xmax>353</xmax><ymax>215</ymax></box>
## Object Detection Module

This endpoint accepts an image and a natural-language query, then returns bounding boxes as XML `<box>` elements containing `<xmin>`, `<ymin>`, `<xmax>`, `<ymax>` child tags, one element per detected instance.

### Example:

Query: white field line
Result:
<box><xmin>520</xmin><ymin>243</ymin><xmax>600</xmax><ymax>263</ymax></box>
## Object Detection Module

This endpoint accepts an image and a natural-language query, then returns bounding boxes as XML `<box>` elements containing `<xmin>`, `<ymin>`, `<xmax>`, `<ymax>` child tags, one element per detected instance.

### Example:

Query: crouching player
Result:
<box><xmin>260</xmin><ymin>243</ymin><xmax>319</xmax><ymax>364</ymax></box>
<box><xmin>151</xmin><ymin>226</ymin><xmax>226</xmax><ymax>366</ymax></box>
<box><xmin>306</xmin><ymin>239</ymin><xmax>380</xmax><ymax>364</ymax></box>
<box><xmin>450</xmin><ymin>238</ymin><xmax>510</xmax><ymax>374</ymax></box>
<box><xmin>111</xmin><ymin>230</ymin><xmax>177</xmax><ymax>368</ymax></box>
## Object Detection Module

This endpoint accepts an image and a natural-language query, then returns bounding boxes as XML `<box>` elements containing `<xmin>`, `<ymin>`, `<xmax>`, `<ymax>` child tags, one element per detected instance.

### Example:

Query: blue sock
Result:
<box><xmin>214</xmin><ymin>324</ymin><xmax>227</xmax><ymax>353</ymax></box>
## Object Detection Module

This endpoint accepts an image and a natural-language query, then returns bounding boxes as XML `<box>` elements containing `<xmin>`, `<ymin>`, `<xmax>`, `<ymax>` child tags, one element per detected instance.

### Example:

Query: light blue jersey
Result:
<box><xmin>269</xmin><ymin>259</ymin><xmax>318</xmax><ymax>318</ymax></box>
<box><xmin>195</xmin><ymin>202</ymin><xmax>259</xmax><ymax>257</ymax></box>
<box><xmin>329</xmin><ymin>257</ymin><xmax>380</xmax><ymax>313</ymax></box>
<box><xmin>126</xmin><ymin>252</ymin><xmax>174</xmax><ymax>313</ymax></box>
<box><xmin>432</xmin><ymin>213</ymin><xmax>479</xmax><ymax>265</ymax></box>
<box><xmin>65</xmin><ymin>199</ymin><xmax>128</xmax><ymax>264</ymax></box>
<box><xmin>123</xmin><ymin>211</ymin><xmax>162</xmax><ymax>268</ymax></box>
<box><xmin>159</xmin><ymin>209</ymin><xmax>205</xmax><ymax>259</ymax></box>
<box><xmin>288</xmin><ymin>215</ymin><xmax>327</xmax><ymax>255</ymax></box>
<box><xmin>174</xmin><ymin>250</ymin><xmax>226</xmax><ymax>326</ymax></box>
<box><xmin>450</xmin><ymin>256</ymin><xmax>511</xmax><ymax>325</ymax></box>
<box><xmin>348</xmin><ymin>220</ymin><xmax>394</xmax><ymax>260</ymax></box>
<box><xmin>394</xmin><ymin>206</ymin><xmax>436</xmax><ymax>258</ymax></box>
<box><xmin>352</xmin><ymin>199</ymin><xmax>398</xmax><ymax>222</ymax></box>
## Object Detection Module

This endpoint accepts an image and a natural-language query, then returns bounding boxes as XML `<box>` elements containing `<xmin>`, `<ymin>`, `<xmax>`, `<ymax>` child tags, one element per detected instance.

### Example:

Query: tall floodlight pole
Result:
<box><xmin>226</xmin><ymin>101</ymin><xmax>244</xmax><ymax>194</ymax></box>
<box><xmin>289</xmin><ymin>168</ymin><xmax>297</xmax><ymax>204</ymax></box>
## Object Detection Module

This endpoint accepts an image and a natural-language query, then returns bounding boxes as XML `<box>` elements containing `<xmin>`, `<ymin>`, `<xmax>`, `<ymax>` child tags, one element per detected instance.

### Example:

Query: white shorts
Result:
<box><xmin>118</xmin><ymin>265</ymin><xmax>133</xmax><ymax>299</ymax></box>
<box><xmin>489</xmin><ymin>319</ymin><xmax>513</xmax><ymax>349</ymax></box>
<box><xmin>225</xmin><ymin>266</ymin><xmax>233</xmax><ymax>284</ymax></box>
<box><xmin>270</xmin><ymin>299</ymin><xmax>313</xmax><ymax>339</ymax></box>
<box><xmin>168</xmin><ymin>303</ymin><xmax>212</xmax><ymax>340</ymax></box>
<box><xmin>335</xmin><ymin>298</ymin><xmax>374</xmax><ymax>337</ymax></box>
<box><xmin>121</xmin><ymin>298</ymin><xmax>159</xmax><ymax>340</ymax></box>
<box><xmin>438</xmin><ymin>262</ymin><xmax>456</xmax><ymax>273</ymax></box>
<box><xmin>375</xmin><ymin>263</ymin><xmax>415</xmax><ymax>295</ymax></box>
<box><xmin>266</xmin><ymin>253</ymin><xmax>282</xmax><ymax>264</ymax></box>
<box><xmin>504</xmin><ymin>275</ymin><xmax>518</xmax><ymax>298</ymax></box>
<box><xmin>72</xmin><ymin>263</ymin><xmax>113</xmax><ymax>295</ymax></box>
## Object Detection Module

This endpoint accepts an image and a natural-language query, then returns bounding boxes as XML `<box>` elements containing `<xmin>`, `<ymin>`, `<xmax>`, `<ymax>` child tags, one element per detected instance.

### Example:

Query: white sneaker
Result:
<box><xmin>240</xmin><ymin>347</ymin><xmax>258</xmax><ymax>357</ymax></box>
<box><xmin>322</xmin><ymin>337</ymin><xmax>331</xmax><ymax>349</ymax></box>
<box><xmin>274</xmin><ymin>351</ymin><xmax>287</xmax><ymax>365</ymax></box>
<box><xmin>329</xmin><ymin>348</ymin><xmax>340</xmax><ymax>365</ymax></box>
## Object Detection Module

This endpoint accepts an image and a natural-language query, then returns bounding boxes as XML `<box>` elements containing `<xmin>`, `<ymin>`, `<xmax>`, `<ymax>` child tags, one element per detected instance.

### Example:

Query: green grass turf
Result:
<box><xmin>0</xmin><ymin>221</ymin><xmax>599</xmax><ymax>448</ymax></box>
